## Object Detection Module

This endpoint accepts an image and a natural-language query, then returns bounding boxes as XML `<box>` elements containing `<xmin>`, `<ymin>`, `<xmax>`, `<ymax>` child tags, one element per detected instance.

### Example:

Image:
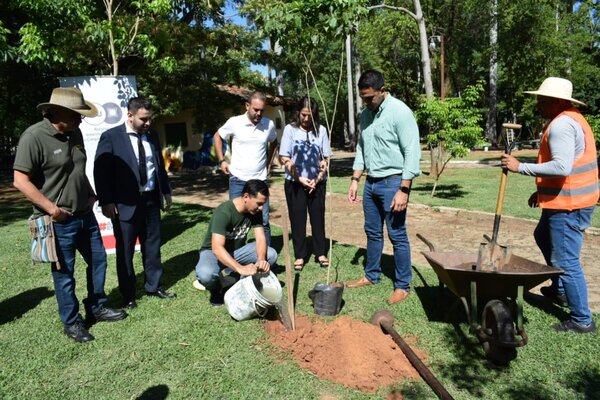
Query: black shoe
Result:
<box><xmin>92</xmin><ymin>306</ymin><xmax>127</xmax><ymax>322</ymax></box>
<box><xmin>64</xmin><ymin>321</ymin><xmax>95</xmax><ymax>343</ymax></box>
<box><xmin>553</xmin><ymin>320</ymin><xmax>597</xmax><ymax>334</ymax></box>
<box><xmin>540</xmin><ymin>286</ymin><xmax>568</xmax><ymax>307</ymax></box>
<box><xmin>123</xmin><ymin>300</ymin><xmax>137</xmax><ymax>309</ymax></box>
<box><xmin>209</xmin><ymin>290</ymin><xmax>224</xmax><ymax>307</ymax></box>
<box><xmin>146</xmin><ymin>288</ymin><xmax>176</xmax><ymax>299</ymax></box>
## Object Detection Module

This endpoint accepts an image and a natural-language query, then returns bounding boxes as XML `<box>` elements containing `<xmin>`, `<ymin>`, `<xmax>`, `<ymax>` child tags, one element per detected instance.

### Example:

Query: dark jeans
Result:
<box><xmin>113</xmin><ymin>191</ymin><xmax>163</xmax><ymax>302</ymax></box>
<box><xmin>534</xmin><ymin>206</ymin><xmax>594</xmax><ymax>325</ymax></box>
<box><xmin>362</xmin><ymin>175</ymin><xmax>411</xmax><ymax>291</ymax></box>
<box><xmin>52</xmin><ymin>210</ymin><xmax>108</xmax><ymax>326</ymax></box>
<box><xmin>284</xmin><ymin>179</ymin><xmax>326</xmax><ymax>260</ymax></box>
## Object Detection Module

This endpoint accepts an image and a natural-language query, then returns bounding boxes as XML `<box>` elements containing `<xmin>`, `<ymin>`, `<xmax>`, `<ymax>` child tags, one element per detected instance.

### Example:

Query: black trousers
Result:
<box><xmin>113</xmin><ymin>191</ymin><xmax>163</xmax><ymax>302</ymax></box>
<box><xmin>284</xmin><ymin>179</ymin><xmax>326</xmax><ymax>261</ymax></box>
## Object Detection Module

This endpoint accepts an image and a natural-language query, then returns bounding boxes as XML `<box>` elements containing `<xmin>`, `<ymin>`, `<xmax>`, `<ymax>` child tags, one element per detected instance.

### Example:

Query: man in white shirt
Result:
<box><xmin>213</xmin><ymin>91</ymin><xmax>278</xmax><ymax>244</ymax></box>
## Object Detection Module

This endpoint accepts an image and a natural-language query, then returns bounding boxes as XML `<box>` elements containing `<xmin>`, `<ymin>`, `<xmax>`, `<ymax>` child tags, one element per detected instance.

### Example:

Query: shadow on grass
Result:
<box><xmin>161</xmin><ymin>202</ymin><xmax>212</xmax><ymax>246</ymax></box>
<box><xmin>523</xmin><ymin>292</ymin><xmax>570</xmax><ymax>321</ymax></box>
<box><xmin>412</xmin><ymin>183</ymin><xmax>467</xmax><ymax>200</ymax></box>
<box><xmin>499</xmin><ymin>368</ymin><xmax>600</xmax><ymax>400</ymax></box>
<box><xmin>0</xmin><ymin>202</ymin><xmax>31</xmax><ymax>225</ymax></box>
<box><xmin>135</xmin><ymin>384</ymin><xmax>169</xmax><ymax>400</ymax></box>
<box><xmin>0</xmin><ymin>286</ymin><xmax>54</xmax><ymax>325</ymax></box>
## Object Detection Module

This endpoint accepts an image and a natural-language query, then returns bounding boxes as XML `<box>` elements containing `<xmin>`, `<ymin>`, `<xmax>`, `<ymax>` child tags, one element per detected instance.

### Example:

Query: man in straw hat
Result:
<box><xmin>502</xmin><ymin>77</ymin><xmax>598</xmax><ymax>333</ymax></box>
<box><xmin>13</xmin><ymin>87</ymin><xmax>127</xmax><ymax>343</ymax></box>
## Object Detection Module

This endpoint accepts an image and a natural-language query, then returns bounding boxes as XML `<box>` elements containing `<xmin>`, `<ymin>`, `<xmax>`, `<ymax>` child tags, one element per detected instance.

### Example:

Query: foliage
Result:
<box><xmin>417</xmin><ymin>81</ymin><xmax>486</xmax><ymax>196</ymax></box>
<box><xmin>418</xmin><ymin>81</ymin><xmax>486</xmax><ymax>158</ymax></box>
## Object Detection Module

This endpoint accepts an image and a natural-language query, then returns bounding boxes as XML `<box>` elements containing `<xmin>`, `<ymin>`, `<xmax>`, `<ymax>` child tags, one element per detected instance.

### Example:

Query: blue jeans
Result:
<box><xmin>52</xmin><ymin>210</ymin><xmax>108</xmax><ymax>326</ymax></box>
<box><xmin>362</xmin><ymin>175</ymin><xmax>411</xmax><ymax>291</ymax></box>
<box><xmin>229</xmin><ymin>175</ymin><xmax>271</xmax><ymax>245</ymax></box>
<box><xmin>534</xmin><ymin>206</ymin><xmax>594</xmax><ymax>325</ymax></box>
<box><xmin>195</xmin><ymin>242</ymin><xmax>278</xmax><ymax>292</ymax></box>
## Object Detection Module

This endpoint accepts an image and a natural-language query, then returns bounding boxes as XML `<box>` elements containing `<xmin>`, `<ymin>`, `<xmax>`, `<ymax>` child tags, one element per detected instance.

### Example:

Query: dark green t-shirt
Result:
<box><xmin>200</xmin><ymin>200</ymin><xmax>263</xmax><ymax>253</ymax></box>
<box><xmin>13</xmin><ymin>118</ymin><xmax>92</xmax><ymax>217</ymax></box>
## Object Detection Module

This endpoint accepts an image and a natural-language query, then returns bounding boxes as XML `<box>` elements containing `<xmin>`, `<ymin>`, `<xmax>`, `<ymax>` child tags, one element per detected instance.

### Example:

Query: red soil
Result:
<box><xmin>265</xmin><ymin>315</ymin><xmax>425</xmax><ymax>393</ymax></box>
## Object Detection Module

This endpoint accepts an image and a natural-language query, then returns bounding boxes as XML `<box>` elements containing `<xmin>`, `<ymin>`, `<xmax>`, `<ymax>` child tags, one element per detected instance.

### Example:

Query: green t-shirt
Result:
<box><xmin>13</xmin><ymin>118</ymin><xmax>92</xmax><ymax>217</ymax></box>
<box><xmin>200</xmin><ymin>200</ymin><xmax>263</xmax><ymax>253</ymax></box>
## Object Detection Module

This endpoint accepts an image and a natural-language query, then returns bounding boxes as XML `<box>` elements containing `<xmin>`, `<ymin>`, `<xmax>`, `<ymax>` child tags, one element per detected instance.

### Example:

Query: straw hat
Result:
<box><xmin>523</xmin><ymin>77</ymin><xmax>586</xmax><ymax>107</ymax></box>
<box><xmin>37</xmin><ymin>87</ymin><xmax>98</xmax><ymax>117</ymax></box>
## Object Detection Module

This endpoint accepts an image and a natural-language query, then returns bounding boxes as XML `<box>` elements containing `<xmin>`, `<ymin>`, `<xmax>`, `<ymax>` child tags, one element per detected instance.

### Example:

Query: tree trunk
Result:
<box><xmin>486</xmin><ymin>0</ymin><xmax>498</xmax><ymax>144</ymax></box>
<box><xmin>369</xmin><ymin>1</ymin><xmax>433</xmax><ymax>99</ymax></box>
<box><xmin>105</xmin><ymin>0</ymin><xmax>119</xmax><ymax>75</ymax></box>
<box><xmin>414</xmin><ymin>0</ymin><xmax>434</xmax><ymax>99</ymax></box>
<box><xmin>274</xmin><ymin>40</ymin><xmax>285</xmax><ymax>96</ymax></box>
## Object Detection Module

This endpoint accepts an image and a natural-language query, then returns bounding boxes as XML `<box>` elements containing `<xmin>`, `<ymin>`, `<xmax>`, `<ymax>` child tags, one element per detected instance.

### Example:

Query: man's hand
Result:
<box><xmin>348</xmin><ymin>181</ymin><xmax>359</xmax><ymax>203</ymax></box>
<box><xmin>255</xmin><ymin>259</ymin><xmax>271</xmax><ymax>273</ymax></box>
<box><xmin>238</xmin><ymin>263</ymin><xmax>259</xmax><ymax>276</ymax></box>
<box><xmin>164</xmin><ymin>194</ymin><xmax>172</xmax><ymax>211</ymax></box>
<box><xmin>51</xmin><ymin>205</ymin><xmax>73</xmax><ymax>222</ymax></box>
<box><xmin>501</xmin><ymin>154</ymin><xmax>520</xmax><ymax>173</ymax></box>
<box><xmin>528</xmin><ymin>191</ymin><xmax>539</xmax><ymax>208</ymax></box>
<box><xmin>219</xmin><ymin>161</ymin><xmax>230</xmax><ymax>175</ymax></box>
<box><xmin>101</xmin><ymin>203</ymin><xmax>119</xmax><ymax>219</ymax></box>
<box><xmin>390</xmin><ymin>190</ymin><xmax>409</xmax><ymax>212</ymax></box>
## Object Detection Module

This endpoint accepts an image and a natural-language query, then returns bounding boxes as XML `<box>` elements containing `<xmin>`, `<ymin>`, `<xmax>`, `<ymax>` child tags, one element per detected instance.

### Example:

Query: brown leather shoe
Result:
<box><xmin>345</xmin><ymin>277</ymin><xmax>373</xmax><ymax>288</ymax></box>
<box><xmin>388</xmin><ymin>289</ymin><xmax>410</xmax><ymax>305</ymax></box>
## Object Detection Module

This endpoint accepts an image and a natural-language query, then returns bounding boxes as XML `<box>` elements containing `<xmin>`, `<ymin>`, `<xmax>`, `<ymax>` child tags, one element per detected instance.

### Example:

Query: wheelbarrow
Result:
<box><xmin>417</xmin><ymin>234</ymin><xmax>563</xmax><ymax>366</ymax></box>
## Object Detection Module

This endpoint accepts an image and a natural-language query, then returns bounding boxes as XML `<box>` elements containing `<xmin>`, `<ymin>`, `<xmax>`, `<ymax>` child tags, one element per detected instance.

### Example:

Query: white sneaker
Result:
<box><xmin>192</xmin><ymin>279</ymin><xmax>206</xmax><ymax>291</ymax></box>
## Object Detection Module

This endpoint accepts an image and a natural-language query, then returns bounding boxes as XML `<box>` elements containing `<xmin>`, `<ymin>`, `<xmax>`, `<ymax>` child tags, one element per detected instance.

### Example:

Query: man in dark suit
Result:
<box><xmin>94</xmin><ymin>97</ymin><xmax>175</xmax><ymax>309</ymax></box>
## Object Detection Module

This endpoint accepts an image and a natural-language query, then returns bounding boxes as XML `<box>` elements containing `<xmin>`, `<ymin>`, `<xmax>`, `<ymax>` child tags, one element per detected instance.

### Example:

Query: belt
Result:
<box><xmin>140</xmin><ymin>189</ymin><xmax>157</xmax><ymax>197</ymax></box>
<box><xmin>366</xmin><ymin>174</ymin><xmax>401</xmax><ymax>183</ymax></box>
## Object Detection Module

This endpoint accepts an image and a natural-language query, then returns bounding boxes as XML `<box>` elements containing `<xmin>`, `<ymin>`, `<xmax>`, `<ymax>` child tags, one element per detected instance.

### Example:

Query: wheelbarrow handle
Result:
<box><xmin>416</xmin><ymin>233</ymin><xmax>436</xmax><ymax>252</ymax></box>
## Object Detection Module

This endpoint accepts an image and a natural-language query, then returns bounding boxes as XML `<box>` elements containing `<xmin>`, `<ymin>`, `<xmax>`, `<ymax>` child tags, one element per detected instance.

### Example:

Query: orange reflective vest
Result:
<box><xmin>536</xmin><ymin>108</ymin><xmax>599</xmax><ymax>210</ymax></box>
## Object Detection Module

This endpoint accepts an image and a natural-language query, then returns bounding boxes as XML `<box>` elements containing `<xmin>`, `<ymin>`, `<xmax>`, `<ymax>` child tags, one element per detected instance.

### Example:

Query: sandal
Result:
<box><xmin>317</xmin><ymin>256</ymin><xmax>330</xmax><ymax>268</ymax></box>
<box><xmin>294</xmin><ymin>259</ymin><xmax>305</xmax><ymax>271</ymax></box>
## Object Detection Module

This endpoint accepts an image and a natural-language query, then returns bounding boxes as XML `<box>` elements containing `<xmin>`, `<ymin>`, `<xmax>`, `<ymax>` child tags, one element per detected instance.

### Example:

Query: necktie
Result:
<box><xmin>137</xmin><ymin>134</ymin><xmax>148</xmax><ymax>186</ymax></box>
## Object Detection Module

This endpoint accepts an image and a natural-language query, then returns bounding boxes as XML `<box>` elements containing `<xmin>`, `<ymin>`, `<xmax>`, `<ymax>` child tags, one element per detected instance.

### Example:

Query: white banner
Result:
<box><xmin>59</xmin><ymin>76</ymin><xmax>137</xmax><ymax>254</ymax></box>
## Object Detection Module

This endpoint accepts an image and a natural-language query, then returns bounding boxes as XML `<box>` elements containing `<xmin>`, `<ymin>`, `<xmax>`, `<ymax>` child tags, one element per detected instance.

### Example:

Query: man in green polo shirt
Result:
<box><xmin>13</xmin><ymin>87</ymin><xmax>126</xmax><ymax>343</ymax></box>
<box><xmin>346</xmin><ymin>69</ymin><xmax>421</xmax><ymax>305</ymax></box>
<box><xmin>194</xmin><ymin>179</ymin><xmax>278</xmax><ymax>306</ymax></box>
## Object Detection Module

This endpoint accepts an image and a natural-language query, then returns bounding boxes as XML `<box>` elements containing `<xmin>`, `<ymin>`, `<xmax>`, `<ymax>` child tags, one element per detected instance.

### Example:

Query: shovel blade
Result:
<box><xmin>477</xmin><ymin>241</ymin><xmax>511</xmax><ymax>271</ymax></box>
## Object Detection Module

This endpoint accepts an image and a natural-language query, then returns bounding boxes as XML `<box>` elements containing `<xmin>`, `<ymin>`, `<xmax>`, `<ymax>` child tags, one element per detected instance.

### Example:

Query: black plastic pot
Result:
<box><xmin>308</xmin><ymin>282</ymin><xmax>344</xmax><ymax>316</ymax></box>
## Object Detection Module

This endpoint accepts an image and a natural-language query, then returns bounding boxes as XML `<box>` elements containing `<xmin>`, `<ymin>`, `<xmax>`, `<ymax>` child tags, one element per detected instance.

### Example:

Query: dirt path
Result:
<box><xmin>170</xmin><ymin>158</ymin><xmax>600</xmax><ymax>314</ymax></box>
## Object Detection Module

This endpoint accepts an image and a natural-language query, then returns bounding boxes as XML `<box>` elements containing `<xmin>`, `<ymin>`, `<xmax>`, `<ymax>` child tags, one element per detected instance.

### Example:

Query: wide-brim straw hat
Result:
<box><xmin>37</xmin><ymin>87</ymin><xmax>98</xmax><ymax>117</ymax></box>
<box><xmin>523</xmin><ymin>77</ymin><xmax>586</xmax><ymax>107</ymax></box>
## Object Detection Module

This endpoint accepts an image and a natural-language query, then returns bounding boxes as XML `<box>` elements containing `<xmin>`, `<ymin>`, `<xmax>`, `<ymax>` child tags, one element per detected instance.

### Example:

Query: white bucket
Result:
<box><xmin>224</xmin><ymin>272</ymin><xmax>282</xmax><ymax>321</ymax></box>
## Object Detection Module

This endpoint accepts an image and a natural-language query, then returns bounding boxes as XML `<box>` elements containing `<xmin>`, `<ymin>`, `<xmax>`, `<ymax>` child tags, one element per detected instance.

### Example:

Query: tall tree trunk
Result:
<box><xmin>274</xmin><ymin>40</ymin><xmax>284</xmax><ymax>96</ymax></box>
<box><xmin>414</xmin><ymin>0</ymin><xmax>434</xmax><ymax>99</ymax></box>
<box><xmin>368</xmin><ymin>0</ymin><xmax>434</xmax><ymax>99</ymax></box>
<box><xmin>486</xmin><ymin>0</ymin><xmax>498</xmax><ymax>144</ymax></box>
<box><xmin>105</xmin><ymin>0</ymin><xmax>118</xmax><ymax>75</ymax></box>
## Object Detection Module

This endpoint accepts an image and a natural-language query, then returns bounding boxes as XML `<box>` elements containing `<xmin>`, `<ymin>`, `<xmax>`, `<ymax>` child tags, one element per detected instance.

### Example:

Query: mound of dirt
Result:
<box><xmin>265</xmin><ymin>315</ymin><xmax>425</xmax><ymax>393</ymax></box>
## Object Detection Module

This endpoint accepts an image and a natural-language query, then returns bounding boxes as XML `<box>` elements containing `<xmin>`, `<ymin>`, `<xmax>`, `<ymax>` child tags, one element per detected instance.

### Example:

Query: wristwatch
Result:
<box><xmin>399</xmin><ymin>186</ymin><xmax>411</xmax><ymax>194</ymax></box>
<box><xmin>351</xmin><ymin>176</ymin><xmax>360</xmax><ymax>182</ymax></box>
<box><xmin>218</xmin><ymin>159</ymin><xmax>226</xmax><ymax>165</ymax></box>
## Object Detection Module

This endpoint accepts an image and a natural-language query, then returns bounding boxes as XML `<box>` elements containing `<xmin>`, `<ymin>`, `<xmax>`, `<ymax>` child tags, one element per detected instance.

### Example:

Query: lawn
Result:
<box><xmin>0</xmin><ymin>202</ymin><xmax>599</xmax><ymax>399</ymax></box>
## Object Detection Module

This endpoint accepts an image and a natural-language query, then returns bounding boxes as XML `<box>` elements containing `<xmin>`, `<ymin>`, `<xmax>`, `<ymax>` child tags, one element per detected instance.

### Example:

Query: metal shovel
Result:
<box><xmin>477</xmin><ymin>123</ymin><xmax>521</xmax><ymax>270</ymax></box>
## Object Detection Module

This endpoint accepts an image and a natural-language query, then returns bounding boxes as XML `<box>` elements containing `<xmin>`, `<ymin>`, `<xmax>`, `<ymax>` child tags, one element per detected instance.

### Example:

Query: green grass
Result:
<box><xmin>1</xmin><ymin>202</ymin><xmax>599</xmax><ymax>399</ymax></box>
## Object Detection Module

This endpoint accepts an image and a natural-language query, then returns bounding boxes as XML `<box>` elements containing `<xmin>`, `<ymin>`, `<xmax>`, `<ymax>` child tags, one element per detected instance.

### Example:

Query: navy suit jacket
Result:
<box><xmin>94</xmin><ymin>123</ymin><xmax>171</xmax><ymax>221</ymax></box>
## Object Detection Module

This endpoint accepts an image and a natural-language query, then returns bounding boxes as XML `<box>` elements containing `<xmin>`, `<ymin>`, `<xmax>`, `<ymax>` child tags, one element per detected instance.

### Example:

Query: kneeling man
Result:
<box><xmin>195</xmin><ymin>179</ymin><xmax>278</xmax><ymax>305</ymax></box>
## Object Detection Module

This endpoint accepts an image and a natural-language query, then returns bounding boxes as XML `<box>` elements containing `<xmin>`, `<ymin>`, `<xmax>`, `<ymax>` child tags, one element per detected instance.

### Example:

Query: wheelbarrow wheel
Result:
<box><xmin>481</xmin><ymin>300</ymin><xmax>517</xmax><ymax>367</ymax></box>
